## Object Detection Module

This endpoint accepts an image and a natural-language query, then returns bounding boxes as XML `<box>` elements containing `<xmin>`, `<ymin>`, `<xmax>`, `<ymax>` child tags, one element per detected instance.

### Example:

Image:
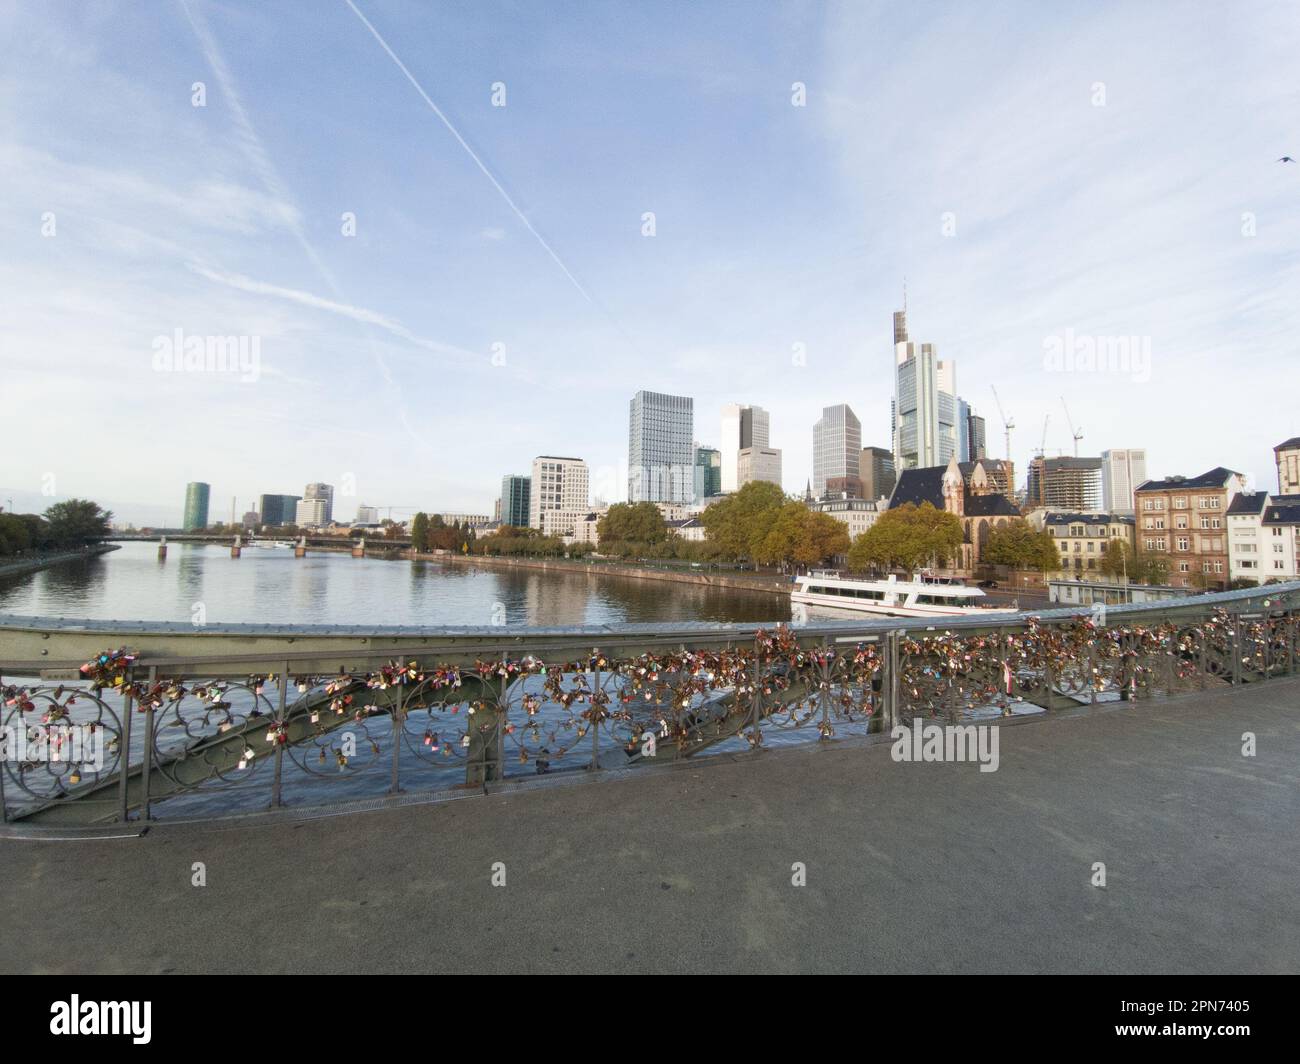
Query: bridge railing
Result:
<box><xmin>2</xmin><ymin>582</ymin><xmax>1298</xmax><ymax>826</ymax></box>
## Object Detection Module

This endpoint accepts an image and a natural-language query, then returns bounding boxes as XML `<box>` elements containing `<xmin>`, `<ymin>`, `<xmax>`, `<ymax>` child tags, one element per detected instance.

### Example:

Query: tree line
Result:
<box><xmin>0</xmin><ymin>500</ymin><xmax>113</xmax><ymax>556</ymax></box>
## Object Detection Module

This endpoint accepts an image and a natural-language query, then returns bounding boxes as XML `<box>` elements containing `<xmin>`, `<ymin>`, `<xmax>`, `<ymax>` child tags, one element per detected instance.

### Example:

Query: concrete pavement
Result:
<box><xmin>3</xmin><ymin>678</ymin><xmax>1298</xmax><ymax>974</ymax></box>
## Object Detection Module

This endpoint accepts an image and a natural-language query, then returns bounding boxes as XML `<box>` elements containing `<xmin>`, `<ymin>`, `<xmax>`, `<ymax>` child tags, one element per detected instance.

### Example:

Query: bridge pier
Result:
<box><xmin>294</xmin><ymin>536</ymin><xmax>307</xmax><ymax>558</ymax></box>
<box><xmin>157</xmin><ymin>536</ymin><xmax>167</xmax><ymax>561</ymax></box>
<box><xmin>231</xmin><ymin>535</ymin><xmax>242</xmax><ymax>558</ymax></box>
<box><xmin>352</xmin><ymin>537</ymin><xmax>365</xmax><ymax>559</ymax></box>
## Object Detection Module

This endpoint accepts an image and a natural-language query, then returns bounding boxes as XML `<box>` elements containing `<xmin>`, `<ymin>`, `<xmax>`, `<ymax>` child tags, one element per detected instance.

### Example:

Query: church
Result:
<box><xmin>888</xmin><ymin>456</ymin><xmax>1022</xmax><ymax>571</ymax></box>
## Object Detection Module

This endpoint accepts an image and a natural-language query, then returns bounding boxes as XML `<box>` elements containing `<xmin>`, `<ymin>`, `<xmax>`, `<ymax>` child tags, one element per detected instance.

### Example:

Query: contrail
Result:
<box><xmin>343</xmin><ymin>0</ymin><xmax>594</xmax><ymax>304</ymax></box>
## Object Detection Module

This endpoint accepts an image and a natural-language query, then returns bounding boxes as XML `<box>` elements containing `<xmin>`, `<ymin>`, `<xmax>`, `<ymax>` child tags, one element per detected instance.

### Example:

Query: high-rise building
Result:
<box><xmin>354</xmin><ymin>504</ymin><xmax>379</xmax><ymax>525</ymax></box>
<box><xmin>295</xmin><ymin>497</ymin><xmax>329</xmax><ymax>528</ymax></box>
<box><xmin>891</xmin><ymin>307</ymin><xmax>958</xmax><ymax>470</ymax></box>
<box><xmin>859</xmin><ymin>447</ymin><xmax>897</xmax><ymax>500</ymax></box>
<box><xmin>812</xmin><ymin>404</ymin><xmax>862</xmax><ymax>497</ymax></box>
<box><xmin>1273</xmin><ymin>437</ymin><xmax>1300</xmax><ymax>495</ymax></box>
<box><xmin>1101</xmin><ymin>449</ymin><xmax>1147</xmax><ymax>514</ymax></box>
<box><xmin>303</xmin><ymin>483</ymin><xmax>334</xmax><ymax>526</ymax></box>
<box><xmin>1027</xmin><ymin>457</ymin><xmax>1104</xmax><ymax>511</ymax></box>
<box><xmin>720</xmin><ymin>403</ymin><xmax>772</xmax><ymax>492</ymax></box>
<box><xmin>258</xmin><ymin>494</ymin><xmax>301</xmax><ymax>526</ymax></box>
<box><xmin>693</xmin><ymin>445</ymin><xmax>721</xmax><ymax>500</ymax></box>
<box><xmin>737</xmin><ymin>447</ymin><xmax>782</xmax><ymax>488</ymax></box>
<box><xmin>967</xmin><ymin>410</ymin><xmax>987</xmax><ymax>462</ymax></box>
<box><xmin>500</xmin><ymin>474</ymin><xmax>531</xmax><ymax>528</ymax></box>
<box><xmin>628</xmin><ymin>391</ymin><xmax>695</xmax><ymax>503</ymax></box>
<box><xmin>183</xmin><ymin>482</ymin><xmax>210</xmax><ymax>531</ymax></box>
<box><xmin>529</xmin><ymin>456</ymin><xmax>589</xmax><ymax>529</ymax></box>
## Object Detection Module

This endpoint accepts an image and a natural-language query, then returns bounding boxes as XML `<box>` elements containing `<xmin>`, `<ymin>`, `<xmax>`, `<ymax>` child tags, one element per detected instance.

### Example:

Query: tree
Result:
<box><xmin>846</xmin><ymin>503</ymin><xmax>963</xmax><ymax>573</ymax></box>
<box><xmin>756</xmin><ymin>503</ymin><xmax>850</xmax><ymax>567</ymax></box>
<box><xmin>42</xmin><ymin>499</ymin><xmax>112</xmax><ymax>546</ymax></box>
<box><xmin>983</xmin><ymin>519</ymin><xmax>1060</xmax><ymax>571</ymax></box>
<box><xmin>411</xmin><ymin>512</ymin><xmax>430</xmax><ymax>553</ymax></box>
<box><xmin>597</xmin><ymin>502</ymin><xmax>668</xmax><ymax>555</ymax></box>
<box><xmin>1099</xmin><ymin>538</ymin><xmax>1130</xmax><ymax>578</ymax></box>
<box><xmin>700</xmin><ymin>481</ymin><xmax>787</xmax><ymax>561</ymax></box>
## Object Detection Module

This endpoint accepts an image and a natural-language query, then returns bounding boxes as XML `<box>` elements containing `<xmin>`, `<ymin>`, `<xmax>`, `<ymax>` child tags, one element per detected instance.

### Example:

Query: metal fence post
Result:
<box><xmin>141</xmin><ymin>667</ymin><xmax>156</xmax><ymax>822</ymax></box>
<box><xmin>1232</xmin><ymin>615</ymin><xmax>1242</xmax><ymax>686</ymax></box>
<box><xmin>270</xmin><ymin>667</ymin><xmax>288</xmax><ymax>808</ymax></box>
<box><xmin>389</xmin><ymin>684</ymin><xmax>403</xmax><ymax>795</ymax></box>
<box><xmin>590</xmin><ymin>660</ymin><xmax>601</xmax><ymax>771</ymax></box>
<box><xmin>117</xmin><ymin>682</ymin><xmax>134</xmax><ymax>823</ymax></box>
<box><xmin>749</xmin><ymin>635</ymin><xmax>763</xmax><ymax>747</ymax></box>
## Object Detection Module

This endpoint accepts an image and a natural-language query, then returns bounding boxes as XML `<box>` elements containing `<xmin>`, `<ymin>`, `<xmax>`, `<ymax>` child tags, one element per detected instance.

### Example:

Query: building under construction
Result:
<box><xmin>1027</xmin><ymin>456</ymin><xmax>1103</xmax><ymax>510</ymax></box>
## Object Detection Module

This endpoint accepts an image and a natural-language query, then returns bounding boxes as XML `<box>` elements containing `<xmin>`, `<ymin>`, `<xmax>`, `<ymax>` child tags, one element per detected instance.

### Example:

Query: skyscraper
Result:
<box><xmin>720</xmin><ymin>403</ymin><xmax>773</xmax><ymax>492</ymax></box>
<box><xmin>891</xmin><ymin>307</ymin><xmax>958</xmax><ymax>470</ymax></box>
<box><xmin>812</xmin><ymin>404</ymin><xmax>862</xmax><ymax>497</ymax></box>
<box><xmin>1101</xmin><ymin>449</ymin><xmax>1147</xmax><ymax>514</ymax></box>
<box><xmin>693</xmin><ymin>445</ymin><xmax>721</xmax><ymax>500</ymax></box>
<box><xmin>967</xmin><ymin>410</ymin><xmax>987</xmax><ymax>462</ymax></box>
<box><xmin>183</xmin><ymin>482</ymin><xmax>210</xmax><ymax>531</ymax></box>
<box><xmin>628</xmin><ymin>390</ymin><xmax>695</xmax><ymax>503</ymax></box>
<box><xmin>302</xmin><ymin>483</ymin><xmax>334</xmax><ymax>525</ymax></box>
<box><xmin>500</xmin><ymin>474</ymin><xmax>531</xmax><ymax>528</ymax></box>
<box><xmin>859</xmin><ymin>447</ymin><xmax>897</xmax><ymax>500</ymax></box>
<box><xmin>1028</xmin><ymin>456</ymin><xmax>1104</xmax><ymax>510</ymax></box>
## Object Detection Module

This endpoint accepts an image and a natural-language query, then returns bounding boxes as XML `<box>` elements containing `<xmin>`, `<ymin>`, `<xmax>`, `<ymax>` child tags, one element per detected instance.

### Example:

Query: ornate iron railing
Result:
<box><xmin>2</xmin><ymin>583</ymin><xmax>1298</xmax><ymax>826</ymax></box>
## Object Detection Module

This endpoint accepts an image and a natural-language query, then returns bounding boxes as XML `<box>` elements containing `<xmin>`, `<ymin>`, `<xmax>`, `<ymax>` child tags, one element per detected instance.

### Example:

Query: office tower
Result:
<box><xmin>529</xmin><ymin>456</ymin><xmax>589</xmax><ymax>529</ymax></box>
<box><xmin>354</xmin><ymin>504</ymin><xmax>379</xmax><ymax>524</ymax></box>
<box><xmin>693</xmin><ymin>446</ymin><xmax>721</xmax><ymax>500</ymax></box>
<box><xmin>500</xmin><ymin>475</ymin><xmax>532</xmax><ymax>527</ymax></box>
<box><xmin>859</xmin><ymin>447</ymin><xmax>897</xmax><ymax>500</ymax></box>
<box><xmin>892</xmin><ymin>306</ymin><xmax>957</xmax><ymax>470</ymax></box>
<box><xmin>720</xmin><ymin>403</ymin><xmax>771</xmax><ymax>492</ymax></box>
<box><xmin>183</xmin><ymin>482</ymin><xmax>210</xmax><ymax>531</ymax></box>
<box><xmin>737</xmin><ymin>446</ymin><xmax>782</xmax><ymax>487</ymax></box>
<box><xmin>303</xmin><ymin>483</ymin><xmax>334</xmax><ymax>526</ymax></box>
<box><xmin>1273</xmin><ymin>437</ymin><xmax>1300</xmax><ymax>495</ymax></box>
<box><xmin>956</xmin><ymin>398</ymin><xmax>971</xmax><ymax>462</ymax></box>
<box><xmin>258</xmin><ymin>494</ymin><xmax>301</xmax><ymax>526</ymax></box>
<box><xmin>1101</xmin><ymin>449</ymin><xmax>1147</xmax><ymax>514</ymax></box>
<box><xmin>294</xmin><ymin>497</ymin><xmax>329</xmax><ymax>527</ymax></box>
<box><xmin>628</xmin><ymin>391</ymin><xmax>695</xmax><ymax>503</ymax></box>
<box><xmin>967</xmin><ymin>411</ymin><xmax>987</xmax><ymax>462</ymax></box>
<box><xmin>1027</xmin><ymin>456</ymin><xmax>1104</xmax><ymax>510</ymax></box>
<box><xmin>812</xmin><ymin>404</ymin><xmax>862</xmax><ymax>497</ymax></box>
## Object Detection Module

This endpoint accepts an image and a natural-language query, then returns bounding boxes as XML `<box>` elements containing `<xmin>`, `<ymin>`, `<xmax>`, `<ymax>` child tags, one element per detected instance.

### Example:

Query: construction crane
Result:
<box><xmin>1037</xmin><ymin>413</ymin><xmax>1051</xmax><ymax>457</ymax></box>
<box><xmin>1060</xmin><ymin>396</ymin><xmax>1083</xmax><ymax>456</ymax></box>
<box><xmin>990</xmin><ymin>385</ymin><xmax>1015</xmax><ymax>461</ymax></box>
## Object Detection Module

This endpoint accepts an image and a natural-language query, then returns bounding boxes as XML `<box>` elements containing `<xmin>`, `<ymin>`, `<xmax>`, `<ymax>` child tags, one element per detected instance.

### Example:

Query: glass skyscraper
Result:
<box><xmin>812</xmin><ymin>404</ymin><xmax>862</xmax><ymax>497</ymax></box>
<box><xmin>183</xmin><ymin>482</ymin><xmax>210</xmax><ymax>531</ymax></box>
<box><xmin>500</xmin><ymin>474</ymin><xmax>531</xmax><ymax>527</ymax></box>
<box><xmin>628</xmin><ymin>390</ymin><xmax>695</xmax><ymax>503</ymax></box>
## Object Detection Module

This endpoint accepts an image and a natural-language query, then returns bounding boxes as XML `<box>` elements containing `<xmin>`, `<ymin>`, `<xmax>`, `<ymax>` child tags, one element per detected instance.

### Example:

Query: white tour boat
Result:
<box><xmin>791</xmin><ymin>571</ymin><xmax>1015</xmax><ymax>618</ymax></box>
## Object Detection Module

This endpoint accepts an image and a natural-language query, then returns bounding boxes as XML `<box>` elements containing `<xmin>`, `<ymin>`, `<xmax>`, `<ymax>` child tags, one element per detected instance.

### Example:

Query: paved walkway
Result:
<box><xmin>4</xmin><ymin>679</ymin><xmax>1298</xmax><ymax>973</ymax></box>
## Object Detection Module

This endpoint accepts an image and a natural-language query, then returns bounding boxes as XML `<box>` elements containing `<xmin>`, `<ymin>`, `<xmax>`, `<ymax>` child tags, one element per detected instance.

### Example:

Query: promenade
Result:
<box><xmin>4</xmin><ymin>677</ymin><xmax>1297</xmax><ymax>974</ymax></box>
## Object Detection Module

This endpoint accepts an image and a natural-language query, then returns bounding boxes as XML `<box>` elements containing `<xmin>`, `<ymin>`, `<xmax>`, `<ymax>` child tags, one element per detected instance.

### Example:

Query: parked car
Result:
<box><xmin>978</xmin><ymin>579</ymin><xmax>999</xmax><ymax>589</ymax></box>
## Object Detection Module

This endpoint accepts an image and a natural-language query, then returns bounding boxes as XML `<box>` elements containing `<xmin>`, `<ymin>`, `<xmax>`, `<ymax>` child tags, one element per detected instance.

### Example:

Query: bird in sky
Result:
<box><xmin>1280</xmin><ymin>156</ymin><xmax>1296</xmax><ymax>162</ymax></box>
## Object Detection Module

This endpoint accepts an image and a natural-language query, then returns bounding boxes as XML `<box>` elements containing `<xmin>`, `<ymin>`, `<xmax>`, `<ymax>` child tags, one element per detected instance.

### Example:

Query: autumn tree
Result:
<box><xmin>846</xmin><ymin>502</ymin><xmax>963</xmax><ymax>573</ymax></box>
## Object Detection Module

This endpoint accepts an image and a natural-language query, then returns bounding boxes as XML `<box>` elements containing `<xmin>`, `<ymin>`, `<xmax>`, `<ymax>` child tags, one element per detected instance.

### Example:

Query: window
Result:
<box><xmin>1176</xmin><ymin>537</ymin><xmax>1190</xmax><ymax>551</ymax></box>
<box><xmin>1176</xmin><ymin>515</ymin><xmax>1188</xmax><ymax>529</ymax></box>
<box><xmin>1179</xmin><ymin>562</ymin><xmax>1190</xmax><ymax>572</ymax></box>
<box><xmin>1173</xmin><ymin>497</ymin><xmax>1187</xmax><ymax>509</ymax></box>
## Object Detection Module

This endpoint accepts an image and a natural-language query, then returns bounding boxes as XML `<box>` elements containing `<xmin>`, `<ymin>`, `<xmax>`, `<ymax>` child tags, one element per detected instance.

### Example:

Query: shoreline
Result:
<box><xmin>437</xmin><ymin>553</ymin><xmax>793</xmax><ymax>597</ymax></box>
<box><xmin>0</xmin><ymin>544</ymin><xmax>120</xmax><ymax>579</ymax></box>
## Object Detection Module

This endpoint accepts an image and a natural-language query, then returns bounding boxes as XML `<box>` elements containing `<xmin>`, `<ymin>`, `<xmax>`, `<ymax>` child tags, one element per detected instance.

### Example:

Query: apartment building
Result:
<box><xmin>529</xmin><ymin>456</ymin><xmax>589</xmax><ymax>529</ymax></box>
<box><xmin>1134</xmin><ymin>467</ymin><xmax>1246</xmax><ymax>590</ymax></box>
<box><xmin>1228</xmin><ymin>491</ymin><xmax>1300</xmax><ymax>584</ymax></box>
<box><xmin>1041</xmin><ymin>512</ymin><xmax>1136</xmax><ymax>576</ymax></box>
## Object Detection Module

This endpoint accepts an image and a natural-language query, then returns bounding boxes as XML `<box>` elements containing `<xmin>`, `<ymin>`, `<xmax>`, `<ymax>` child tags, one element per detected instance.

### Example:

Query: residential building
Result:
<box><xmin>1101</xmin><ymin>448</ymin><xmax>1147</xmax><ymax>514</ymax></box>
<box><xmin>891</xmin><ymin>306</ymin><xmax>958</xmax><ymax>470</ymax></box>
<box><xmin>258</xmin><ymin>494</ymin><xmax>300</xmax><ymax>526</ymax></box>
<box><xmin>737</xmin><ymin>446</ymin><xmax>782</xmax><ymax>488</ymax></box>
<box><xmin>720</xmin><ymin>403</ymin><xmax>771</xmax><ymax>492</ymax></box>
<box><xmin>1228</xmin><ymin>491</ymin><xmax>1300</xmax><ymax>584</ymax></box>
<box><xmin>1026</xmin><ymin>456</ymin><xmax>1103</xmax><ymax>511</ymax></box>
<box><xmin>500</xmin><ymin>475</ymin><xmax>531</xmax><ymax>528</ymax></box>
<box><xmin>693</xmin><ymin>445</ymin><xmax>721</xmax><ymax>501</ymax></box>
<box><xmin>1134</xmin><ymin>467</ymin><xmax>1247</xmax><ymax>590</ymax></box>
<box><xmin>183</xmin><ymin>482</ymin><xmax>210</xmax><ymax>531</ymax></box>
<box><xmin>1274</xmin><ymin>437</ymin><xmax>1300</xmax><ymax>495</ymax></box>
<box><xmin>807</xmin><ymin>495</ymin><xmax>884</xmax><ymax>539</ymax></box>
<box><xmin>1041</xmin><ymin>512</ymin><xmax>1136</xmax><ymax>576</ymax></box>
<box><xmin>666</xmin><ymin>517</ymin><xmax>707</xmax><ymax>542</ymax></box>
<box><xmin>628</xmin><ymin>390</ymin><xmax>695</xmax><ymax>504</ymax></box>
<box><xmin>537</xmin><ymin>508</ymin><xmax>590</xmax><ymax>539</ymax></box>
<box><xmin>529</xmin><ymin>456</ymin><xmax>589</xmax><ymax>529</ymax></box>
<box><xmin>812</xmin><ymin>404</ymin><xmax>862</xmax><ymax>497</ymax></box>
<box><xmin>303</xmin><ymin>483</ymin><xmax>334</xmax><ymax>526</ymax></box>
<box><xmin>859</xmin><ymin>446</ymin><xmax>897</xmax><ymax>500</ymax></box>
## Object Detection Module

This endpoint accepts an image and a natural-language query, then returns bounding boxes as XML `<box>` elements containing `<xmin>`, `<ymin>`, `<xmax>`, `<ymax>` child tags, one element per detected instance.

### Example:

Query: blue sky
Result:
<box><xmin>1</xmin><ymin>0</ymin><xmax>1298</xmax><ymax>526</ymax></box>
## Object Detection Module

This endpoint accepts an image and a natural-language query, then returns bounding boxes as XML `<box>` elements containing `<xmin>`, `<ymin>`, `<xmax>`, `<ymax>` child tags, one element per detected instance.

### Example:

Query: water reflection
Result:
<box><xmin>0</xmin><ymin>542</ymin><xmax>791</xmax><ymax>626</ymax></box>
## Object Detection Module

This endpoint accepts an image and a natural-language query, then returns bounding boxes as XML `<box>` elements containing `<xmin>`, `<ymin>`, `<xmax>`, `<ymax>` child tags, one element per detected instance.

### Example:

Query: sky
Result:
<box><xmin>1</xmin><ymin>0</ymin><xmax>1298</xmax><ymax>527</ymax></box>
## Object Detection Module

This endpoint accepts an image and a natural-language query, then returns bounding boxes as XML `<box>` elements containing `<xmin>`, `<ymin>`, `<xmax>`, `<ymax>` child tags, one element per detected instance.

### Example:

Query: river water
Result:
<box><xmin>0</xmin><ymin>541</ymin><xmax>792</xmax><ymax>626</ymax></box>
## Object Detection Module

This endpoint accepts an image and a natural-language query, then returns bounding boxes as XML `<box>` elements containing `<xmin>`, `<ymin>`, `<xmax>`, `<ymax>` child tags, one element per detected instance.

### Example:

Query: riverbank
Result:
<box><xmin>439</xmin><ymin>553</ymin><xmax>793</xmax><ymax>597</ymax></box>
<box><xmin>0</xmin><ymin>544</ymin><xmax>119</xmax><ymax>579</ymax></box>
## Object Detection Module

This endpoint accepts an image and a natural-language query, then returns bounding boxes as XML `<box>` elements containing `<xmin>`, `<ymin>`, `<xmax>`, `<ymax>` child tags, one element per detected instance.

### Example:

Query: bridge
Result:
<box><xmin>2</xmin><ymin>584</ymin><xmax>1298</xmax><ymax>971</ymax></box>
